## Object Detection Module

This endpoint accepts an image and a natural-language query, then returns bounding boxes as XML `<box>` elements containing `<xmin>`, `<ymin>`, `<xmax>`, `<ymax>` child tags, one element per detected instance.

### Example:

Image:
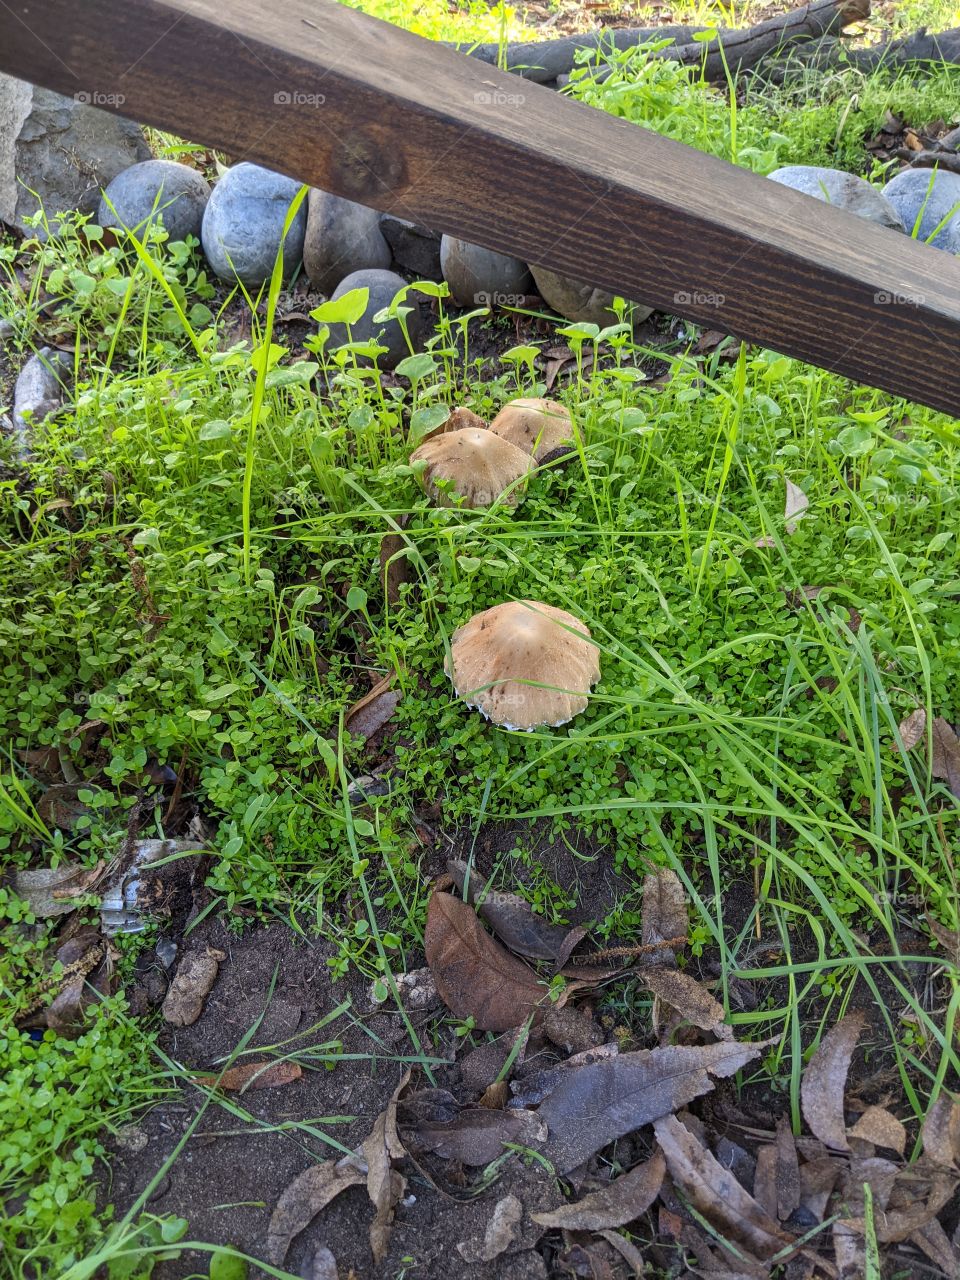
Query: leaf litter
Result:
<box><xmin>260</xmin><ymin>866</ymin><xmax>960</xmax><ymax>1278</ymax></box>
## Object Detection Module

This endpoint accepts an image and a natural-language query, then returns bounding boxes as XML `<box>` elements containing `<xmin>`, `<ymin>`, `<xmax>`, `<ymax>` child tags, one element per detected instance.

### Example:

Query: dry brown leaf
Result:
<box><xmin>800</xmin><ymin>1012</ymin><xmax>865</xmax><ymax>1151</ymax></box>
<box><xmin>539</xmin><ymin>1039</ymin><xmax>762</xmax><ymax>1173</ymax></box>
<box><xmin>654</xmin><ymin>1114</ymin><xmax>793</xmax><ymax>1259</ymax></box>
<box><xmin>597</xmin><ymin>1228</ymin><xmax>646</xmax><ymax>1275</ymax></box>
<box><xmin>893</xmin><ymin>706</ymin><xmax>926</xmax><ymax>753</ymax></box>
<box><xmin>908</xmin><ymin>1216</ymin><xmax>960</xmax><ymax>1274</ymax></box>
<box><xmin>360</xmin><ymin>1071</ymin><xmax>409</xmax><ymax>1264</ymax></box>
<box><xmin>457</xmin><ymin>1193</ymin><xmax>523</xmax><ymax>1263</ymax></box>
<box><xmin>424</xmin><ymin>891</ymin><xmax>546</xmax><ymax>1032</ymax></box>
<box><xmin>509</xmin><ymin>1041</ymin><xmax>619</xmax><ymax>1108</ymax></box>
<box><xmin>873</xmin><ymin>1167</ymin><xmax>958</xmax><ymax>1241</ymax></box>
<box><xmin>532</xmin><ymin>1151</ymin><xmax>665</xmax><ymax>1230</ymax></box>
<box><xmin>921</xmin><ymin>1094</ymin><xmax>960</xmax><ymax>1167</ymax></box>
<box><xmin>36</xmin><ymin>783</ymin><xmax>93</xmax><ymax>831</ymax></box>
<box><xmin>926</xmin><ymin>913</ymin><xmax>960</xmax><ymax>966</ymax></box>
<box><xmin>775</xmin><ymin>1116</ymin><xmax>801</xmax><ymax>1221</ymax></box>
<box><xmin>13</xmin><ymin>863</ymin><xmax>99</xmax><ymax>918</ymax></box>
<box><xmin>380</xmin><ymin>512</ymin><xmax>412</xmax><ymax>608</ymax></box>
<box><xmin>265</xmin><ymin>1160</ymin><xmax>366</xmax><ymax>1265</ymax></box>
<box><xmin>447</xmin><ymin>859</ymin><xmax>578</xmax><ymax>961</ymax></box>
<box><xmin>638</xmin><ymin>966</ymin><xmax>731</xmax><ymax>1040</ymax></box>
<box><xmin>753</xmin><ymin>1142</ymin><xmax>778</xmax><ymax>1222</ymax></box>
<box><xmin>642</xmin><ymin>868</ymin><xmax>688</xmax><ymax>958</ymax></box>
<box><xmin>193</xmin><ymin>1060</ymin><xmax>302</xmax><ymax>1092</ymax></box>
<box><xmin>931</xmin><ymin>717</ymin><xmax>960</xmax><ymax>798</ymax></box>
<box><xmin>402</xmin><ymin>1103</ymin><xmax>545</xmax><ymax>1165</ymax></box>
<box><xmin>798</xmin><ymin>1155</ymin><xmax>840</xmax><ymax>1223</ymax></box>
<box><xmin>849</xmin><ymin>1105</ymin><xmax>907</xmax><ymax>1156</ymax></box>
<box><xmin>344</xmin><ymin>672</ymin><xmax>400</xmax><ymax>740</ymax></box>
<box><xmin>162</xmin><ymin>947</ymin><xmax>225</xmax><ymax>1027</ymax></box>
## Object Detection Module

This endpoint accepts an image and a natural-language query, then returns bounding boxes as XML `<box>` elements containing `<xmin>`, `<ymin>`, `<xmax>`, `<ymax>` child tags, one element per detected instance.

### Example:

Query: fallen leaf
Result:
<box><xmin>921</xmin><ymin>1094</ymin><xmax>960</xmax><ymax>1168</ymax></box>
<box><xmin>926</xmin><ymin>913</ymin><xmax>960</xmax><ymax>966</ymax></box>
<box><xmin>598</xmin><ymin>1229</ymin><xmax>646</xmax><ymax>1275</ymax></box>
<box><xmin>402</xmin><ymin>1103</ymin><xmax>545</xmax><ymax>1165</ymax></box>
<box><xmin>359</xmin><ymin>1071</ymin><xmax>409</xmax><ymax>1264</ymax></box>
<box><xmin>13</xmin><ymin>863</ymin><xmax>99</xmax><ymax>917</ymax></box>
<box><xmin>457</xmin><ymin>1193</ymin><xmax>523</xmax><ymax>1262</ymax></box>
<box><xmin>424</xmin><ymin>891</ymin><xmax>547</xmax><ymax>1032</ymax></box>
<box><xmin>654</xmin><ymin>1114</ymin><xmax>793</xmax><ymax>1259</ymax></box>
<box><xmin>162</xmin><ymin>946</ymin><xmax>225</xmax><ymax>1027</ymax></box>
<box><xmin>36</xmin><ymin>782</ymin><xmax>98</xmax><ymax>831</ymax></box>
<box><xmin>533</xmin><ymin>1151</ymin><xmax>665</xmax><ymax>1229</ymax></box>
<box><xmin>509</xmin><ymin>1041</ymin><xmax>619</xmax><ymax>1108</ymax></box>
<box><xmin>752</xmin><ymin>1142</ymin><xmax>778</xmax><ymax>1222</ymax></box>
<box><xmin>931</xmin><ymin>717</ymin><xmax>960</xmax><ymax>798</ymax></box>
<box><xmin>638</xmin><ymin>966</ymin><xmax>731</xmax><ymax>1040</ymax></box>
<box><xmin>800</xmin><ymin>1012</ymin><xmax>865</xmax><ymax>1151</ymax></box>
<box><xmin>265</xmin><ymin>1161</ymin><xmax>365</xmax><ymax>1265</ymax></box>
<box><xmin>774</xmin><ymin>1116</ymin><xmax>801</xmax><ymax>1221</ymax></box>
<box><xmin>893</xmin><ymin>706</ymin><xmax>926</xmax><ymax>753</ymax></box>
<box><xmin>870</xmin><ymin>1166</ymin><xmax>957</xmax><ymax>1241</ymax></box>
<box><xmin>849</xmin><ymin>1105</ymin><xmax>907</xmax><ymax>1156</ymax></box>
<box><xmin>344</xmin><ymin>672</ymin><xmax>401</xmax><ymax>740</ymax></box>
<box><xmin>908</xmin><ymin>1216</ymin><xmax>960</xmax><ymax>1275</ymax></box>
<box><xmin>784</xmin><ymin>585</ymin><xmax>824</xmax><ymax>610</ymax></box>
<box><xmin>538</xmin><ymin>1040</ymin><xmax>762</xmax><ymax>1173</ymax></box>
<box><xmin>784</xmin><ymin>479</ymin><xmax>809</xmax><ymax>532</ymax></box>
<box><xmin>479</xmin><ymin>1080</ymin><xmax>510</xmax><ymax>1109</ymax></box>
<box><xmin>447</xmin><ymin>859</ymin><xmax>578</xmax><ymax>961</ymax></box>
<box><xmin>380</xmin><ymin>513</ymin><xmax>412</xmax><ymax>608</ymax></box>
<box><xmin>642</xmin><ymin>868</ymin><xmax>688</xmax><ymax>960</ymax></box>
<box><xmin>194</xmin><ymin>1061</ymin><xmax>302</xmax><ymax>1092</ymax></box>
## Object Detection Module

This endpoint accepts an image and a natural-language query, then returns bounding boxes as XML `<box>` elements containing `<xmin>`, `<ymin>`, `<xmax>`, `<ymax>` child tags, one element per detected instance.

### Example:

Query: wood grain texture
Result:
<box><xmin>3</xmin><ymin>0</ymin><xmax>960</xmax><ymax>413</ymax></box>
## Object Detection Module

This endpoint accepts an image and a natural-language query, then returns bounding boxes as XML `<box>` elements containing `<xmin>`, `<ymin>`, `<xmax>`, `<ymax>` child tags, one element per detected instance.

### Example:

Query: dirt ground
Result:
<box><xmin>103</xmin><ymin>810</ymin><xmax>941</xmax><ymax>1280</ymax></box>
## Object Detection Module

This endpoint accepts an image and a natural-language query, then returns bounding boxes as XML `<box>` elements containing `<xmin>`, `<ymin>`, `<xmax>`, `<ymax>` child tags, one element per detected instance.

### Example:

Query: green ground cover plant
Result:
<box><xmin>3</xmin><ymin>25</ymin><xmax>960</xmax><ymax>1278</ymax></box>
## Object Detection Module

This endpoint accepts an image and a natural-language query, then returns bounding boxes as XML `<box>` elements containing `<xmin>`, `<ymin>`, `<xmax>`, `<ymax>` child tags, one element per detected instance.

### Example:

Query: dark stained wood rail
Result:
<box><xmin>3</xmin><ymin>0</ymin><xmax>960</xmax><ymax>414</ymax></box>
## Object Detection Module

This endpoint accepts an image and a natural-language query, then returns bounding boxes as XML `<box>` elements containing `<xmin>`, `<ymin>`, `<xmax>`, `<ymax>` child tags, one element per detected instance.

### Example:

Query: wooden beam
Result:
<box><xmin>2</xmin><ymin>0</ymin><xmax>960</xmax><ymax>414</ymax></box>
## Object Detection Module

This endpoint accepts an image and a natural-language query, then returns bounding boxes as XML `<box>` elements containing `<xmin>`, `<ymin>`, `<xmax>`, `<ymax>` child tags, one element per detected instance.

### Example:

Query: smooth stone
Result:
<box><xmin>97</xmin><ymin>159</ymin><xmax>210</xmax><ymax>242</ymax></box>
<box><xmin>303</xmin><ymin>188</ymin><xmax>391</xmax><ymax>294</ymax></box>
<box><xmin>11</xmin><ymin>347</ymin><xmax>71</xmax><ymax>453</ymax></box>
<box><xmin>768</xmin><ymin>166</ymin><xmax>904</xmax><ymax>231</ymax></box>
<box><xmin>201</xmin><ymin>162</ymin><xmax>307</xmax><ymax>287</ymax></box>
<box><xmin>0</xmin><ymin>73</ymin><xmax>150</xmax><ymax>238</ymax></box>
<box><xmin>325</xmin><ymin>268</ymin><xmax>422</xmax><ymax>369</ymax></box>
<box><xmin>379</xmin><ymin>214</ymin><xmax>443</xmax><ymax>280</ymax></box>
<box><xmin>529</xmin><ymin>263</ymin><xmax>654</xmax><ymax>326</ymax></box>
<box><xmin>881</xmin><ymin>168</ymin><xmax>960</xmax><ymax>251</ymax></box>
<box><xmin>439</xmin><ymin>235</ymin><xmax>533</xmax><ymax>307</ymax></box>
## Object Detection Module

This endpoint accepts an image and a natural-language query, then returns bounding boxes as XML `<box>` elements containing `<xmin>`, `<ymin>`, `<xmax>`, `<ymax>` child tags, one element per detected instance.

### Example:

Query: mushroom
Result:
<box><xmin>488</xmin><ymin>398</ymin><xmax>574</xmax><ymax>462</ymax></box>
<box><xmin>445</xmin><ymin>600</ymin><xmax>600</xmax><ymax>729</ymax></box>
<box><xmin>410</xmin><ymin>427</ymin><xmax>531</xmax><ymax>508</ymax></box>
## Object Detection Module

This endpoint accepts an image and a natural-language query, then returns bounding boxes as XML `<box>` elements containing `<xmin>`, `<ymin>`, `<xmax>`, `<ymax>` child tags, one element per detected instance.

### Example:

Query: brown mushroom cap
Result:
<box><xmin>410</xmin><ymin>427</ymin><xmax>531</xmax><ymax>508</ymax></box>
<box><xmin>444</xmin><ymin>600</ymin><xmax>600</xmax><ymax>729</ymax></box>
<box><xmin>488</xmin><ymin>398</ymin><xmax>574</xmax><ymax>462</ymax></box>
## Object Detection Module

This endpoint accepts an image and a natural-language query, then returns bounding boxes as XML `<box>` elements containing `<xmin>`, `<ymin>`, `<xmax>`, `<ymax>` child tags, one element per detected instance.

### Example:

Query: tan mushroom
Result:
<box><xmin>410</xmin><ymin>427</ymin><xmax>531</xmax><ymax>508</ymax></box>
<box><xmin>488</xmin><ymin>398</ymin><xmax>574</xmax><ymax>462</ymax></box>
<box><xmin>445</xmin><ymin>600</ymin><xmax>600</xmax><ymax>729</ymax></box>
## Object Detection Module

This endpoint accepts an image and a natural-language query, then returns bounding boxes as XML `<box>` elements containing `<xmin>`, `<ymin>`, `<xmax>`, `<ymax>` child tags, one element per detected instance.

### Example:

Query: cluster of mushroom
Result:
<box><xmin>409</xmin><ymin>398</ymin><xmax>600</xmax><ymax>731</ymax></box>
<box><xmin>410</xmin><ymin>398</ymin><xmax>575</xmax><ymax>510</ymax></box>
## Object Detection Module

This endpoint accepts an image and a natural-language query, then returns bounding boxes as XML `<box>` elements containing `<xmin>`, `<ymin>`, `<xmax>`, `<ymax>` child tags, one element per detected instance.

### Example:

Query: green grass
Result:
<box><xmin>4</xmin><ymin>19</ymin><xmax>960</xmax><ymax>1275</ymax></box>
